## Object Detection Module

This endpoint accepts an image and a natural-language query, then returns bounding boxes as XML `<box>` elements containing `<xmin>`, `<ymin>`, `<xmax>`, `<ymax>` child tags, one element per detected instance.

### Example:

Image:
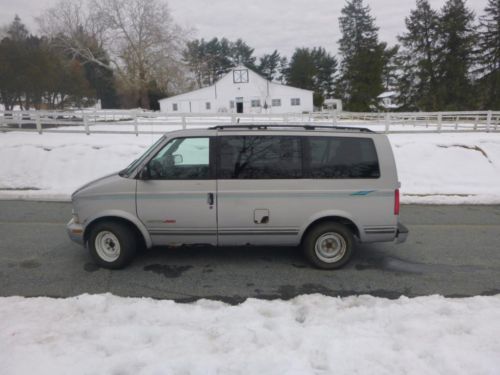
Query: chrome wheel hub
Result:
<box><xmin>95</xmin><ymin>231</ymin><xmax>121</xmax><ymax>262</ymax></box>
<box><xmin>315</xmin><ymin>232</ymin><xmax>347</xmax><ymax>263</ymax></box>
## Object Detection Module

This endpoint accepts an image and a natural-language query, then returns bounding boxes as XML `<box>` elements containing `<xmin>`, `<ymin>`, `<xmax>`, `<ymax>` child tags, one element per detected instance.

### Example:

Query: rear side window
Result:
<box><xmin>307</xmin><ymin>137</ymin><xmax>380</xmax><ymax>178</ymax></box>
<box><xmin>218</xmin><ymin>136</ymin><xmax>302</xmax><ymax>179</ymax></box>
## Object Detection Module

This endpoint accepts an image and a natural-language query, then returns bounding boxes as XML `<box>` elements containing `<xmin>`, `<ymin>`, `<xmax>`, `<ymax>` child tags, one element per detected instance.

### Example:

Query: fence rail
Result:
<box><xmin>1</xmin><ymin>109</ymin><xmax>499</xmax><ymax>135</ymax></box>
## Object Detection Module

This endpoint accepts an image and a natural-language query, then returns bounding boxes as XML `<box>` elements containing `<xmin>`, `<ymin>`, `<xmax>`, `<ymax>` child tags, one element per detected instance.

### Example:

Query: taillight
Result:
<box><xmin>394</xmin><ymin>189</ymin><xmax>400</xmax><ymax>215</ymax></box>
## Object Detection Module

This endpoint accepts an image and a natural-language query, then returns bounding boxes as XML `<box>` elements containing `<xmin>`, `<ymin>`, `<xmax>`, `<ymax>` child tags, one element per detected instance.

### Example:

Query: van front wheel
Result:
<box><xmin>88</xmin><ymin>221</ymin><xmax>137</xmax><ymax>269</ymax></box>
<box><xmin>303</xmin><ymin>223</ymin><xmax>353</xmax><ymax>269</ymax></box>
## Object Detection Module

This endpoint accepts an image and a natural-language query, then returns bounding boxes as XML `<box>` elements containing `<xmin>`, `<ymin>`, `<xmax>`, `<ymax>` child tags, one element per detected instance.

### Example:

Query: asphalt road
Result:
<box><xmin>1</xmin><ymin>201</ymin><xmax>499</xmax><ymax>303</ymax></box>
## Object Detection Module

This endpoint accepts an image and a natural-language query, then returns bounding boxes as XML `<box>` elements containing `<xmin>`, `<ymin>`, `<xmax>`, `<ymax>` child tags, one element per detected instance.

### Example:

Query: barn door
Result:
<box><xmin>236</xmin><ymin>97</ymin><xmax>244</xmax><ymax>114</ymax></box>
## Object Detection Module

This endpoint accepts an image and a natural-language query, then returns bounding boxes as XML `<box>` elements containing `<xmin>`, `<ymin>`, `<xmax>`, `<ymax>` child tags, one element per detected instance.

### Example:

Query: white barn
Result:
<box><xmin>159</xmin><ymin>65</ymin><xmax>313</xmax><ymax>114</ymax></box>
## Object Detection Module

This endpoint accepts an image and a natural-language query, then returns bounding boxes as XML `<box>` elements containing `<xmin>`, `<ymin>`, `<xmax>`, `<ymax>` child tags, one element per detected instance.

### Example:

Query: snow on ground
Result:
<box><xmin>1</xmin><ymin>129</ymin><xmax>500</xmax><ymax>203</ymax></box>
<box><xmin>0</xmin><ymin>293</ymin><xmax>499</xmax><ymax>375</ymax></box>
<box><xmin>390</xmin><ymin>133</ymin><xmax>500</xmax><ymax>204</ymax></box>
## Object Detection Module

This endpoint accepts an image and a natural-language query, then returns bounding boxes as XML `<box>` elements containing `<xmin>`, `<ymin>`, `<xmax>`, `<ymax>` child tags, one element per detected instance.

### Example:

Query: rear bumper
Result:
<box><xmin>67</xmin><ymin>218</ymin><xmax>84</xmax><ymax>245</ymax></box>
<box><xmin>395</xmin><ymin>222</ymin><xmax>409</xmax><ymax>244</ymax></box>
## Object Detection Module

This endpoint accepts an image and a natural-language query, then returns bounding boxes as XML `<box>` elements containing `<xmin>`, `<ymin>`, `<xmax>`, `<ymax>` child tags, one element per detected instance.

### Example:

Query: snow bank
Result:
<box><xmin>0</xmin><ymin>294</ymin><xmax>499</xmax><ymax>375</ymax></box>
<box><xmin>1</xmin><ymin>131</ymin><xmax>500</xmax><ymax>203</ymax></box>
<box><xmin>390</xmin><ymin>133</ymin><xmax>500</xmax><ymax>204</ymax></box>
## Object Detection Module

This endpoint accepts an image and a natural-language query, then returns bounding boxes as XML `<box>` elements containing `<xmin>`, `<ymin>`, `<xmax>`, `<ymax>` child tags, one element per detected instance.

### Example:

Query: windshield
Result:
<box><xmin>119</xmin><ymin>136</ymin><xmax>165</xmax><ymax>177</ymax></box>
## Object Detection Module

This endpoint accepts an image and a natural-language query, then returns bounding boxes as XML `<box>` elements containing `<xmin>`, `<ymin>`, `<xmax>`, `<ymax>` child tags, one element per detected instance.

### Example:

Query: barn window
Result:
<box><xmin>233</xmin><ymin>69</ymin><xmax>249</xmax><ymax>83</ymax></box>
<box><xmin>251</xmin><ymin>99</ymin><xmax>261</xmax><ymax>108</ymax></box>
<box><xmin>272</xmin><ymin>99</ymin><xmax>281</xmax><ymax>107</ymax></box>
<box><xmin>206</xmin><ymin>102</ymin><xmax>211</xmax><ymax>110</ymax></box>
<box><xmin>172</xmin><ymin>103</ymin><xmax>178</xmax><ymax>111</ymax></box>
<box><xmin>291</xmin><ymin>98</ymin><xmax>301</xmax><ymax>106</ymax></box>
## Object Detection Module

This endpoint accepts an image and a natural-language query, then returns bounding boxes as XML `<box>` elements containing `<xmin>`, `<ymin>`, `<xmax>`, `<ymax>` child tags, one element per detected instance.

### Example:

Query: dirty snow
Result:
<box><xmin>0</xmin><ymin>293</ymin><xmax>499</xmax><ymax>375</ymax></box>
<box><xmin>0</xmin><ymin>130</ymin><xmax>500</xmax><ymax>203</ymax></box>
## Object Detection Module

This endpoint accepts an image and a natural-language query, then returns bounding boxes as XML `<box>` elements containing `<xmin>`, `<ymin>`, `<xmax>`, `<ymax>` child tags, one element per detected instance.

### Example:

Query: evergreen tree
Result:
<box><xmin>0</xmin><ymin>38</ymin><xmax>22</xmax><ymax>110</ymax></box>
<box><xmin>477</xmin><ymin>0</ymin><xmax>500</xmax><ymax>109</ymax></box>
<box><xmin>311</xmin><ymin>47</ymin><xmax>338</xmax><ymax>102</ymax></box>
<box><xmin>183</xmin><ymin>38</ymin><xmax>255</xmax><ymax>87</ymax></box>
<box><xmin>396</xmin><ymin>52</ymin><xmax>420</xmax><ymax>110</ymax></box>
<box><xmin>286</xmin><ymin>47</ymin><xmax>337</xmax><ymax>108</ymax></box>
<box><xmin>257</xmin><ymin>50</ymin><xmax>281</xmax><ymax>81</ymax></box>
<box><xmin>0</xmin><ymin>16</ymin><xmax>94</xmax><ymax>110</ymax></box>
<box><xmin>337</xmin><ymin>0</ymin><xmax>386</xmax><ymax>111</ymax></box>
<box><xmin>436</xmin><ymin>0</ymin><xmax>477</xmax><ymax>110</ymax></box>
<box><xmin>397</xmin><ymin>0</ymin><xmax>440</xmax><ymax>110</ymax></box>
<box><xmin>229</xmin><ymin>39</ymin><xmax>256</xmax><ymax>68</ymax></box>
<box><xmin>287</xmin><ymin>48</ymin><xmax>316</xmax><ymax>90</ymax></box>
<box><xmin>7</xmin><ymin>15</ymin><xmax>28</xmax><ymax>41</ymax></box>
<box><xmin>381</xmin><ymin>44</ymin><xmax>399</xmax><ymax>92</ymax></box>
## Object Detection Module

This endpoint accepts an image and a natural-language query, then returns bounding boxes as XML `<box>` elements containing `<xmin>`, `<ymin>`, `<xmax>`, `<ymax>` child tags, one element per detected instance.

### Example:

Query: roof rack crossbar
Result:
<box><xmin>209</xmin><ymin>124</ymin><xmax>374</xmax><ymax>133</ymax></box>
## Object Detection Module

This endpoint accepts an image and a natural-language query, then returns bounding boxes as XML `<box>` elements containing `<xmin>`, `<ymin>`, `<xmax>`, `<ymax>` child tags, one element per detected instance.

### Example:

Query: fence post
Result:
<box><xmin>134</xmin><ymin>111</ymin><xmax>139</xmax><ymax>136</ymax></box>
<box><xmin>455</xmin><ymin>116</ymin><xmax>459</xmax><ymax>130</ymax></box>
<box><xmin>474</xmin><ymin>115</ymin><xmax>478</xmax><ymax>131</ymax></box>
<box><xmin>18</xmin><ymin>112</ymin><xmax>22</xmax><ymax>128</ymax></box>
<box><xmin>182</xmin><ymin>115</ymin><xmax>187</xmax><ymax>129</ymax></box>
<box><xmin>384</xmin><ymin>113</ymin><xmax>390</xmax><ymax>134</ymax></box>
<box><xmin>35</xmin><ymin>113</ymin><xmax>42</xmax><ymax>134</ymax></box>
<box><xmin>231</xmin><ymin>114</ymin><xmax>236</xmax><ymax>124</ymax></box>
<box><xmin>486</xmin><ymin>110</ymin><xmax>492</xmax><ymax>132</ymax></box>
<box><xmin>332</xmin><ymin>110</ymin><xmax>337</xmax><ymax>126</ymax></box>
<box><xmin>83</xmin><ymin>113</ymin><xmax>90</xmax><ymax>135</ymax></box>
<box><xmin>437</xmin><ymin>113</ymin><xmax>442</xmax><ymax>133</ymax></box>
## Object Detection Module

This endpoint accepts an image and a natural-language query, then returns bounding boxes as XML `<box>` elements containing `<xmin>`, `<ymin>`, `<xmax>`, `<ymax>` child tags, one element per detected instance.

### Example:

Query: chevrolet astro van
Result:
<box><xmin>67</xmin><ymin>124</ymin><xmax>408</xmax><ymax>269</ymax></box>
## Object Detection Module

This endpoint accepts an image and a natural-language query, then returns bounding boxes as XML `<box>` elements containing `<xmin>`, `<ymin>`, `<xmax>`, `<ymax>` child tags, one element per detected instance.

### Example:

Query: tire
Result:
<box><xmin>303</xmin><ymin>222</ymin><xmax>354</xmax><ymax>269</ymax></box>
<box><xmin>88</xmin><ymin>221</ymin><xmax>137</xmax><ymax>269</ymax></box>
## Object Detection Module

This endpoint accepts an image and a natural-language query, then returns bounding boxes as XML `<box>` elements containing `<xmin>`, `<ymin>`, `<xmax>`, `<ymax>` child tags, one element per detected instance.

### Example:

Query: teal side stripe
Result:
<box><xmin>350</xmin><ymin>190</ymin><xmax>376</xmax><ymax>196</ymax></box>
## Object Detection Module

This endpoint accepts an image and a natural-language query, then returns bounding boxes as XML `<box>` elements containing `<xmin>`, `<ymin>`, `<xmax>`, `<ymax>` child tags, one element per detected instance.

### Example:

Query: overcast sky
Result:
<box><xmin>0</xmin><ymin>0</ymin><xmax>488</xmax><ymax>57</ymax></box>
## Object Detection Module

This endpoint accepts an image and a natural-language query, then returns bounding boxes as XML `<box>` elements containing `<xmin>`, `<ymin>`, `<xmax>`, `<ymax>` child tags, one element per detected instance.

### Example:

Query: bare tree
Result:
<box><xmin>38</xmin><ymin>0</ymin><xmax>189</xmax><ymax>108</ymax></box>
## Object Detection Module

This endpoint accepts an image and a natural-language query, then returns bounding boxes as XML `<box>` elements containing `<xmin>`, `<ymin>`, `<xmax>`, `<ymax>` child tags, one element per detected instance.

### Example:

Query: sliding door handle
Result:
<box><xmin>207</xmin><ymin>193</ymin><xmax>214</xmax><ymax>206</ymax></box>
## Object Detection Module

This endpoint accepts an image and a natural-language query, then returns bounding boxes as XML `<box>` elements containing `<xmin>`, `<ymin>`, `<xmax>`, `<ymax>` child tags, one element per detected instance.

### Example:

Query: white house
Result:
<box><xmin>322</xmin><ymin>98</ymin><xmax>343</xmax><ymax>112</ymax></box>
<box><xmin>377</xmin><ymin>91</ymin><xmax>400</xmax><ymax>110</ymax></box>
<box><xmin>159</xmin><ymin>65</ymin><xmax>314</xmax><ymax>114</ymax></box>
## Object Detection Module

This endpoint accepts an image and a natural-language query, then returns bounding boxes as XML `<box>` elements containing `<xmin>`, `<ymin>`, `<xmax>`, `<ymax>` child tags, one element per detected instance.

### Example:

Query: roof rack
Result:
<box><xmin>209</xmin><ymin>124</ymin><xmax>374</xmax><ymax>133</ymax></box>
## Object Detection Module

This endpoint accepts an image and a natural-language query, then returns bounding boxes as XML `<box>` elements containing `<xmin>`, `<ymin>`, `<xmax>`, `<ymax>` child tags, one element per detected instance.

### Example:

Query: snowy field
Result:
<box><xmin>1</xmin><ymin>293</ymin><xmax>499</xmax><ymax>375</ymax></box>
<box><xmin>1</xmin><ymin>129</ymin><xmax>500</xmax><ymax>203</ymax></box>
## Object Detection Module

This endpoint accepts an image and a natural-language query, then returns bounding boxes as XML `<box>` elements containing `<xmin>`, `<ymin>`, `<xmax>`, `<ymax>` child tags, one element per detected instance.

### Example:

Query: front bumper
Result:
<box><xmin>395</xmin><ymin>222</ymin><xmax>409</xmax><ymax>244</ymax></box>
<box><xmin>67</xmin><ymin>218</ymin><xmax>85</xmax><ymax>245</ymax></box>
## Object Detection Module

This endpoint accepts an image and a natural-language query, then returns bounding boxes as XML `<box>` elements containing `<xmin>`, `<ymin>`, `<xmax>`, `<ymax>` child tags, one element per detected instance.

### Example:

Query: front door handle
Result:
<box><xmin>207</xmin><ymin>192</ymin><xmax>214</xmax><ymax>206</ymax></box>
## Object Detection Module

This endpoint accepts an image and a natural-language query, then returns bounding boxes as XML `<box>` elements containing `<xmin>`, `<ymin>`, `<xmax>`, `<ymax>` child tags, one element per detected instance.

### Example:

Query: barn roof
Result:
<box><xmin>159</xmin><ymin>65</ymin><xmax>313</xmax><ymax>103</ymax></box>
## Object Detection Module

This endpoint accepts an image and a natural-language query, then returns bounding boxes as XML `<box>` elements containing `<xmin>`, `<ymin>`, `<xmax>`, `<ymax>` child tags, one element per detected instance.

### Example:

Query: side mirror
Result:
<box><xmin>172</xmin><ymin>154</ymin><xmax>183</xmax><ymax>165</ymax></box>
<box><xmin>137</xmin><ymin>165</ymin><xmax>151</xmax><ymax>180</ymax></box>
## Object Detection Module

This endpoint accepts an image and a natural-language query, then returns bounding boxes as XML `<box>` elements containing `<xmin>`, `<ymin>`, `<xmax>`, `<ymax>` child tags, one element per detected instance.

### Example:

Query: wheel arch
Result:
<box><xmin>83</xmin><ymin>211</ymin><xmax>152</xmax><ymax>249</ymax></box>
<box><xmin>299</xmin><ymin>212</ymin><xmax>361</xmax><ymax>244</ymax></box>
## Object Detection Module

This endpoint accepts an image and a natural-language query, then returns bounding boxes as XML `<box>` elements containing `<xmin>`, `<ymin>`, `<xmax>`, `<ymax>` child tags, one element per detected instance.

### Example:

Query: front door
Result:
<box><xmin>136</xmin><ymin>136</ymin><xmax>217</xmax><ymax>246</ymax></box>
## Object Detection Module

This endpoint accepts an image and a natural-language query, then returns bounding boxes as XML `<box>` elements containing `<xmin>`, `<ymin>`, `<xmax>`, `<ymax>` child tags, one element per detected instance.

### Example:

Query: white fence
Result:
<box><xmin>0</xmin><ymin>109</ymin><xmax>499</xmax><ymax>135</ymax></box>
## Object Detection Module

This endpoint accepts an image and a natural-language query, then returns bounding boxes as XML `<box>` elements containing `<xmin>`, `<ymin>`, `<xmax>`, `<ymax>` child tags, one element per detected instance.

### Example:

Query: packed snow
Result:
<box><xmin>1</xmin><ymin>129</ymin><xmax>500</xmax><ymax>203</ymax></box>
<box><xmin>0</xmin><ymin>293</ymin><xmax>499</xmax><ymax>375</ymax></box>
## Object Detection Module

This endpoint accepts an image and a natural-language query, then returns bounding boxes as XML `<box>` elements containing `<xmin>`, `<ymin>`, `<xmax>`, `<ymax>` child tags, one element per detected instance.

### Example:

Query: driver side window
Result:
<box><xmin>148</xmin><ymin>137</ymin><xmax>211</xmax><ymax>180</ymax></box>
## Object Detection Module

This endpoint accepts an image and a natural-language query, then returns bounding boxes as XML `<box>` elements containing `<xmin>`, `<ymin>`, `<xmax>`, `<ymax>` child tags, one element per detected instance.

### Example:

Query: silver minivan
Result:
<box><xmin>67</xmin><ymin>125</ymin><xmax>408</xmax><ymax>269</ymax></box>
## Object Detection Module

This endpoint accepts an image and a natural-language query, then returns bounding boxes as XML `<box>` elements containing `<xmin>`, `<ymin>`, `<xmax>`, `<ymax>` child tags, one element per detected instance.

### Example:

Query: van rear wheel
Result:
<box><xmin>303</xmin><ymin>223</ymin><xmax>353</xmax><ymax>269</ymax></box>
<box><xmin>88</xmin><ymin>221</ymin><xmax>137</xmax><ymax>269</ymax></box>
